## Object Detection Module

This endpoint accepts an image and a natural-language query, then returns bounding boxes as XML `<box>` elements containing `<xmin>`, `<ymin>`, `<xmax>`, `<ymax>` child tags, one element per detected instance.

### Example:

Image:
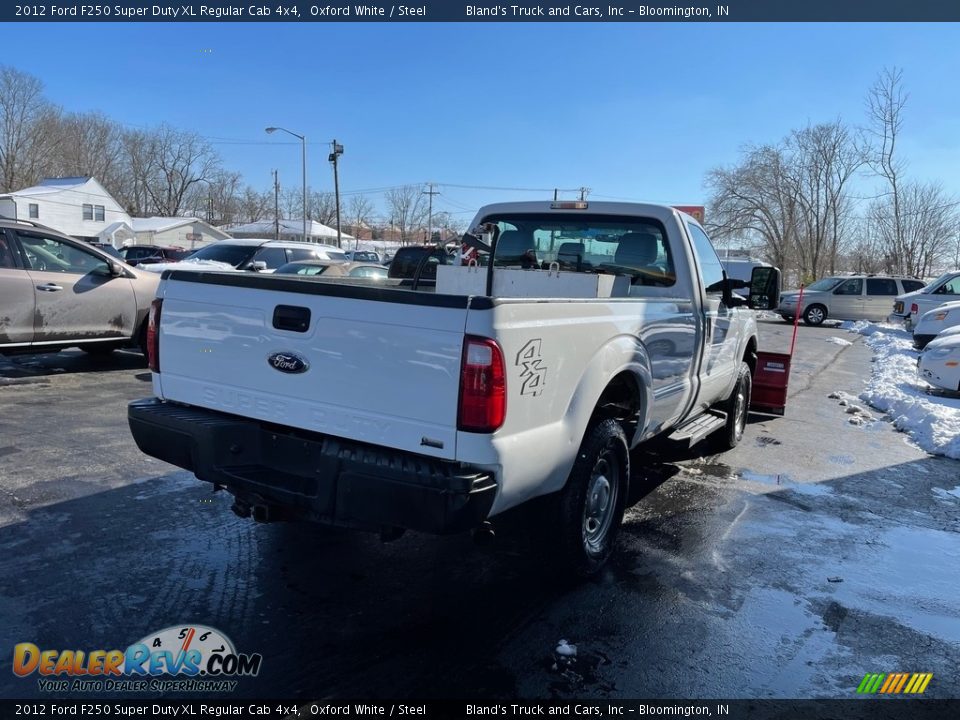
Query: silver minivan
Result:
<box><xmin>778</xmin><ymin>275</ymin><xmax>925</xmax><ymax>325</ymax></box>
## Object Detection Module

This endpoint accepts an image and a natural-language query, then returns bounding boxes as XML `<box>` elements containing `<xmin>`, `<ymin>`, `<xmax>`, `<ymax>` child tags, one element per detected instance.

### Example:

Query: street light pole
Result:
<box><xmin>266</xmin><ymin>126</ymin><xmax>308</xmax><ymax>243</ymax></box>
<box><xmin>328</xmin><ymin>140</ymin><xmax>344</xmax><ymax>248</ymax></box>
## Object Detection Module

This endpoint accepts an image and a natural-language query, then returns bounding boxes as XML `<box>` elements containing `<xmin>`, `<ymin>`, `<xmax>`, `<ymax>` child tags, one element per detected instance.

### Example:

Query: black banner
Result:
<box><xmin>4</xmin><ymin>1</ymin><xmax>960</xmax><ymax>23</ymax></box>
<box><xmin>2</xmin><ymin>700</ymin><xmax>960</xmax><ymax>720</ymax></box>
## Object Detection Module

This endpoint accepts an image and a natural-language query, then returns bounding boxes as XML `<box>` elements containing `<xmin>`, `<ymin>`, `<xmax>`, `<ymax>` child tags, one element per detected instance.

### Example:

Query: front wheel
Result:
<box><xmin>712</xmin><ymin>361</ymin><xmax>752</xmax><ymax>451</ymax></box>
<box><xmin>550</xmin><ymin>419</ymin><xmax>630</xmax><ymax>579</ymax></box>
<box><xmin>803</xmin><ymin>304</ymin><xmax>827</xmax><ymax>326</ymax></box>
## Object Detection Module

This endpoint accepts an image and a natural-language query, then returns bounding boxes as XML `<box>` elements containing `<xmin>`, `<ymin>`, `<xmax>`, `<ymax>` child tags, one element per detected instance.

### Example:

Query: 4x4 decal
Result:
<box><xmin>516</xmin><ymin>339</ymin><xmax>547</xmax><ymax>396</ymax></box>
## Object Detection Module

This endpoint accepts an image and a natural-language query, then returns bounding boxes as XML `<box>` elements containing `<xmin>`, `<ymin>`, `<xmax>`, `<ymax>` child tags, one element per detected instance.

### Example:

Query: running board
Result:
<box><xmin>668</xmin><ymin>410</ymin><xmax>727</xmax><ymax>446</ymax></box>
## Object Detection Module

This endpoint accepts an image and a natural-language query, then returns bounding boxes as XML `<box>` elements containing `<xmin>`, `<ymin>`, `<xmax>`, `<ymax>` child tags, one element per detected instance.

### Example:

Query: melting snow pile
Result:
<box><xmin>842</xmin><ymin>322</ymin><xmax>960</xmax><ymax>459</ymax></box>
<box><xmin>825</xmin><ymin>336</ymin><xmax>853</xmax><ymax>347</ymax></box>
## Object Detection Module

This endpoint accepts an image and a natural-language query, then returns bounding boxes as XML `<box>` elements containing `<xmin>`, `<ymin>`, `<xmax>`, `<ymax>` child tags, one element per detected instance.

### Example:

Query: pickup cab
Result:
<box><xmin>128</xmin><ymin>201</ymin><xmax>779</xmax><ymax>577</ymax></box>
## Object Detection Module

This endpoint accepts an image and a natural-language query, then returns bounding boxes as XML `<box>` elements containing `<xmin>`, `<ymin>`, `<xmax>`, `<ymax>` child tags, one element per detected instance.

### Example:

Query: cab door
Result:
<box><xmin>15</xmin><ymin>230</ymin><xmax>137</xmax><ymax>344</ymax></box>
<box><xmin>0</xmin><ymin>229</ymin><xmax>34</xmax><ymax>346</ymax></box>
<box><xmin>687</xmin><ymin>224</ymin><xmax>739</xmax><ymax>408</ymax></box>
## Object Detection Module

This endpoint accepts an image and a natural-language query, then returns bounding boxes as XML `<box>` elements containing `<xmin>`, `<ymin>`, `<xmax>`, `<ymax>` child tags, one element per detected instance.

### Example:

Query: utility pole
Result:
<box><xmin>272</xmin><ymin>170</ymin><xmax>280</xmax><ymax>241</ymax></box>
<box><xmin>328</xmin><ymin>140</ymin><xmax>344</xmax><ymax>248</ymax></box>
<box><xmin>423</xmin><ymin>182</ymin><xmax>439</xmax><ymax>244</ymax></box>
<box><xmin>579</xmin><ymin>187</ymin><xmax>590</xmax><ymax>201</ymax></box>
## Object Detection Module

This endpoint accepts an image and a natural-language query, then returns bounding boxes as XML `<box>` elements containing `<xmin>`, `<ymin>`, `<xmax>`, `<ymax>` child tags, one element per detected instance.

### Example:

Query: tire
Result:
<box><xmin>803</xmin><ymin>304</ymin><xmax>827</xmax><ymax>326</ymax></box>
<box><xmin>549</xmin><ymin>418</ymin><xmax>630</xmax><ymax>579</ymax></box>
<box><xmin>712</xmin><ymin>361</ymin><xmax>752</xmax><ymax>451</ymax></box>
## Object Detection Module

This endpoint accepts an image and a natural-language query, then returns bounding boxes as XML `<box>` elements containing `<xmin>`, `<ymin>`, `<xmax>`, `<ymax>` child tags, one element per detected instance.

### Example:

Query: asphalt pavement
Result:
<box><xmin>1</xmin><ymin>319</ymin><xmax>958</xmax><ymax>701</ymax></box>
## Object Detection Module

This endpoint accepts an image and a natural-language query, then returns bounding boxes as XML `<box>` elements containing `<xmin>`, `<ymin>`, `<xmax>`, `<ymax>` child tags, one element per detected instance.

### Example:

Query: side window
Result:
<box><xmin>28</xmin><ymin>203</ymin><xmax>39</xmax><ymax>219</ymax></box>
<box><xmin>866</xmin><ymin>278</ymin><xmax>898</xmax><ymax>296</ymax></box>
<box><xmin>687</xmin><ymin>224</ymin><xmax>725</xmax><ymax>294</ymax></box>
<box><xmin>17</xmin><ymin>232</ymin><xmax>109</xmax><ymax>275</ymax></box>
<box><xmin>252</xmin><ymin>247</ymin><xmax>288</xmax><ymax>269</ymax></box>
<box><xmin>834</xmin><ymin>278</ymin><xmax>863</xmax><ymax>295</ymax></box>
<box><xmin>902</xmin><ymin>280</ymin><xmax>925</xmax><ymax>293</ymax></box>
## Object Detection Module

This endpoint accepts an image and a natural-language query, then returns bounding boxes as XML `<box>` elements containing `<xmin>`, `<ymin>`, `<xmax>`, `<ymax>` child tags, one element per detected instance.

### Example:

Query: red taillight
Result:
<box><xmin>457</xmin><ymin>336</ymin><xmax>506</xmax><ymax>433</ymax></box>
<box><xmin>911</xmin><ymin>303</ymin><xmax>919</xmax><ymax>315</ymax></box>
<box><xmin>147</xmin><ymin>298</ymin><xmax>162</xmax><ymax>372</ymax></box>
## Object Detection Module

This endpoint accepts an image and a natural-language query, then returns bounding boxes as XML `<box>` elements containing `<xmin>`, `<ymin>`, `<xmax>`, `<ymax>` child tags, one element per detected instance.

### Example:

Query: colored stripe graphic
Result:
<box><xmin>857</xmin><ymin>672</ymin><xmax>932</xmax><ymax>694</ymax></box>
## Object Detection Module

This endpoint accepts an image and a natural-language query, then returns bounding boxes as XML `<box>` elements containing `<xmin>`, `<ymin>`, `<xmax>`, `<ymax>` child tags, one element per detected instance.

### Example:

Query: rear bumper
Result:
<box><xmin>128</xmin><ymin>398</ymin><xmax>497</xmax><ymax>534</ymax></box>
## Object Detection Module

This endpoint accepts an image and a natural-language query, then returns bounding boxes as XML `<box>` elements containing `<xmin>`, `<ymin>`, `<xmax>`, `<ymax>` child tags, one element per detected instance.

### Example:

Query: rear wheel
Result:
<box><xmin>803</xmin><ymin>304</ymin><xmax>827</xmax><ymax>326</ymax></box>
<box><xmin>712</xmin><ymin>361</ymin><xmax>752</xmax><ymax>451</ymax></box>
<box><xmin>549</xmin><ymin>419</ymin><xmax>629</xmax><ymax>579</ymax></box>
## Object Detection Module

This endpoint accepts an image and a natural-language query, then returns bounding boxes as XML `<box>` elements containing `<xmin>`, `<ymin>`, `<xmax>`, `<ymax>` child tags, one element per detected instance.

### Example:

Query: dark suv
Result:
<box><xmin>386</xmin><ymin>246</ymin><xmax>454</xmax><ymax>286</ymax></box>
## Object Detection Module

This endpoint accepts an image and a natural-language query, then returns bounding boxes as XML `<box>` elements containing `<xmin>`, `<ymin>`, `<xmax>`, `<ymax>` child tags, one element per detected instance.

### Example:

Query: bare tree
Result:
<box><xmin>865</xmin><ymin>67</ymin><xmax>908</xmax><ymax>268</ymax></box>
<box><xmin>52</xmin><ymin>112</ymin><xmax>125</xmax><ymax>190</ymax></box>
<box><xmin>705</xmin><ymin>143</ymin><xmax>799</xmax><ymax>275</ymax></box>
<box><xmin>869</xmin><ymin>182</ymin><xmax>957</xmax><ymax>277</ymax></box>
<box><xmin>0</xmin><ymin>66</ymin><xmax>61</xmax><ymax>192</ymax></box>
<box><xmin>385</xmin><ymin>185</ymin><xmax>428</xmax><ymax>244</ymax></box>
<box><xmin>308</xmin><ymin>190</ymin><xmax>337</xmax><ymax>226</ymax></box>
<box><xmin>237</xmin><ymin>186</ymin><xmax>272</xmax><ymax>223</ymax></box>
<box><xmin>347</xmin><ymin>194</ymin><xmax>374</xmax><ymax>247</ymax></box>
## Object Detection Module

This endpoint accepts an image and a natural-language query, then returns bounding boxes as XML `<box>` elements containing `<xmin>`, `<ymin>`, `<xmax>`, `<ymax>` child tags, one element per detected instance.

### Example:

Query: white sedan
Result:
<box><xmin>918</xmin><ymin>334</ymin><xmax>960</xmax><ymax>392</ymax></box>
<box><xmin>912</xmin><ymin>301</ymin><xmax>960</xmax><ymax>349</ymax></box>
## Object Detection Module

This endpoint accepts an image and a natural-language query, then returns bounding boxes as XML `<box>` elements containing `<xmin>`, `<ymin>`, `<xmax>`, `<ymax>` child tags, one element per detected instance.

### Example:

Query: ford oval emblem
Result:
<box><xmin>267</xmin><ymin>352</ymin><xmax>309</xmax><ymax>374</ymax></box>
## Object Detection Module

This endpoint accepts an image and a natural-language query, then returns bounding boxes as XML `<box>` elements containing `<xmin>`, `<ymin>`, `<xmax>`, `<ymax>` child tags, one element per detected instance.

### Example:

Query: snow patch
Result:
<box><xmin>852</xmin><ymin>324</ymin><xmax>960</xmax><ymax>459</ymax></box>
<box><xmin>933</xmin><ymin>485</ymin><xmax>960</xmax><ymax>502</ymax></box>
<box><xmin>825</xmin><ymin>337</ymin><xmax>853</xmax><ymax>346</ymax></box>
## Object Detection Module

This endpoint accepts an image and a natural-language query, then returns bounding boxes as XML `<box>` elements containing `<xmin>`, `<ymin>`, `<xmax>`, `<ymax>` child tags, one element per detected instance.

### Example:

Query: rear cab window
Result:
<box><xmin>480</xmin><ymin>214</ymin><xmax>676</xmax><ymax>290</ymax></box>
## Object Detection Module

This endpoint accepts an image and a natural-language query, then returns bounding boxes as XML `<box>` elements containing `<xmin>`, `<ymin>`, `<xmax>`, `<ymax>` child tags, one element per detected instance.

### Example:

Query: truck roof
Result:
<box><xmin>472</xmin><ymin>200</ymin><xmax>704</xmax><ymax>225</ymax></box>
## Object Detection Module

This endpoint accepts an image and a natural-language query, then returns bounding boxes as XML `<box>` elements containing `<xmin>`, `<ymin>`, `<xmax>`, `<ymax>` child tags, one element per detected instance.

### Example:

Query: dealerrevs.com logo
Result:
<box><xmin>13</xmin><ymin>624</ymin><xmax>262</xmax><ymax>693</ymax></box>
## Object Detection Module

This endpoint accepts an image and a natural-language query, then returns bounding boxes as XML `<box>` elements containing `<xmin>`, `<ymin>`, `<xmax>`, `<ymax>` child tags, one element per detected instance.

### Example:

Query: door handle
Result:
<box><xmin>36</xmin><ymin>283</ymin><xmax>63</xmax><ymax>292</ymax></box>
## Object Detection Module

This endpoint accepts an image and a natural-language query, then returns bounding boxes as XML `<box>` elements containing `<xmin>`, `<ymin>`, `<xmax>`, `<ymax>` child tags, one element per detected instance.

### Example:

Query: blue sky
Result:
<box><xmin>4</xmin><ymin>22</ymin><xmax>960</xmax><ymax>221</ymax></box>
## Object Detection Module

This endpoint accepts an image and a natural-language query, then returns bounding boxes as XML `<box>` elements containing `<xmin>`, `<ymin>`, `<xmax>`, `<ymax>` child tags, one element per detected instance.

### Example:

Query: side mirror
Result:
<box><xmin>108</xmin><ymin>262</ymin><xmax>123</xmax><ymax>277</ymax></box>
<box><xmin>248</xmin><ymin>260</ymin><xmax>268</xmax><ymax>272</ymax></box>
<box><xmin>748</xmin><ymin>266</ymin><xmax>781</xmax><ymax>310</ymax></box>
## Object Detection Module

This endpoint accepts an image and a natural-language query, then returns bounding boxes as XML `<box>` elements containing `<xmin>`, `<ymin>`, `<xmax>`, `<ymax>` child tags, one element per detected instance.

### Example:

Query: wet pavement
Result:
<box><xmin>1</xmin><ymin>321</ymin><xmax>958</xmax><ymax>700</ymax></box>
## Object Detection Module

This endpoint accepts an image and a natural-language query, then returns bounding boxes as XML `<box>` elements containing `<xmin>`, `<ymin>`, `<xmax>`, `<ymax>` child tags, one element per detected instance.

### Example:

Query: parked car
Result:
<box><xmin>778</xmin><ymin>274</ymin><xmax>924</xmax><ymax>325</ymax></box>
<box><xmin>918</xmin><ymin>333</ymin><xmax>960</xmax><ymax>392</ymax></box>
<box><xmin>0</xmin><ymin>217</ymin><xmax>159</xmax><ymax>357</ymax></box>
<box><xmin>87</xmin><ymin>242</ymin><xmax>124</xmax><ymax>261</ymax></box>
<box><xmin>344</xmin><ymin>250</ymin><xmax>381</xmax><ymax>263</ymax></box>
<box><xmin>141</xmin><ymin>239</ymin><xmax>349</xmax><ymax>274</ymax></box>
<box><xmin>120</xmin><ymin>245</ymin><xmax>191</xmax><ymax>267</ymax></box>
<box><xmin>912</xmin><ymin>301</ymin><xmax>960</xmax><ymax>349</ymax></box>
<box><xmin>275</xmin><ymin>260</ymin><xmax>388</xmax><ymax>280</ymax></box>
<box><xmin>891</xmin><ymin>271</ymin><xmax>960</xmax><ymax>328</ymax></box>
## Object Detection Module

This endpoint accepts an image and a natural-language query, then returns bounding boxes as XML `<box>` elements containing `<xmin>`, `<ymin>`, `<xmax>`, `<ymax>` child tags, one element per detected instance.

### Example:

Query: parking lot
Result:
<box><xmin>1</xmin><ymin>318</ymin><xmax>958</xmax><ymax>700</ymax></box>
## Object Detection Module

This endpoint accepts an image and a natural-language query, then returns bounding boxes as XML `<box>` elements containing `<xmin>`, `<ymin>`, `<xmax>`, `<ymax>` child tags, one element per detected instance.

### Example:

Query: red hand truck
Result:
<box><xmin>750</xmin><ymin>285</ymin><xmax>803</xmax><ymax>416</ymax></box>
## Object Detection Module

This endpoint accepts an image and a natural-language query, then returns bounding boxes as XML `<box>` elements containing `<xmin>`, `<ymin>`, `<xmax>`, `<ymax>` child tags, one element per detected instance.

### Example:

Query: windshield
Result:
<box><xmin>806</xmin><ymin>277</ymin><xmax>844</xmax><ymax>292</ymax></box>
<box><xmin>183</xmin><ymin>243</ymin><xmax>256</xmax><ymax>267</ymax></box>
<box><xmin>923</xmin><ymin>272</ymin><xmax>954</xmax><ymax>293</ymax></box>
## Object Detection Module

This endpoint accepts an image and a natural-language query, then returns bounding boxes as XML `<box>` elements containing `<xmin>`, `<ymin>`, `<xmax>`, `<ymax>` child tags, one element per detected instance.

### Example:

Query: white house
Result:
<box><xmin>0</xmin><ymin>176</ymin><xmax>135</xmax><ymax>246</ymax></box>
<box><xmin>131</xmin><ymin>217</ymin><xmax>232</xmax><ymax>249</ymax></box>
<box><xmin>221</xmin><ymin>218</ymin><xmax>352</xmax><ymax>245</ymax></box>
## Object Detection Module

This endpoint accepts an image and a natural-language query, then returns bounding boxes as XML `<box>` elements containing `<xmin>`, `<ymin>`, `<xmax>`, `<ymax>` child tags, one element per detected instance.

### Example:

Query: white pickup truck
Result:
<box><xmin>128</xmin><ymin>201</ymin><xmax>780</xmax><ymax>577</ymax></box>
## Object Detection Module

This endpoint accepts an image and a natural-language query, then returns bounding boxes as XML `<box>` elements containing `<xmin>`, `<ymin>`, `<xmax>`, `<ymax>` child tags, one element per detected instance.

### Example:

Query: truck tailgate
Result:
<box><xmin>155</xmin><ymin>272</ymin><xmax>469</xmax><ymax>460</ymax></box>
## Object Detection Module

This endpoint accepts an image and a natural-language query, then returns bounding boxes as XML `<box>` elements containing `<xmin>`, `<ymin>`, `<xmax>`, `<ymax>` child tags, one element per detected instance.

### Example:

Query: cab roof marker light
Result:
<box><xmin>550</xmin><ymin>201</ymin><xmax>589</xmax><ymax>210</ymax></box>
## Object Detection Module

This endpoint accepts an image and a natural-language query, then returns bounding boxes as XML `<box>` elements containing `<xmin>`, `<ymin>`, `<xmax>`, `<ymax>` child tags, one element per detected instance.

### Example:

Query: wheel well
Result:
<box><xmin>588</xmin><ymin>372</ymin><xmax>642</xmax><ymax>439</ymax></box>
